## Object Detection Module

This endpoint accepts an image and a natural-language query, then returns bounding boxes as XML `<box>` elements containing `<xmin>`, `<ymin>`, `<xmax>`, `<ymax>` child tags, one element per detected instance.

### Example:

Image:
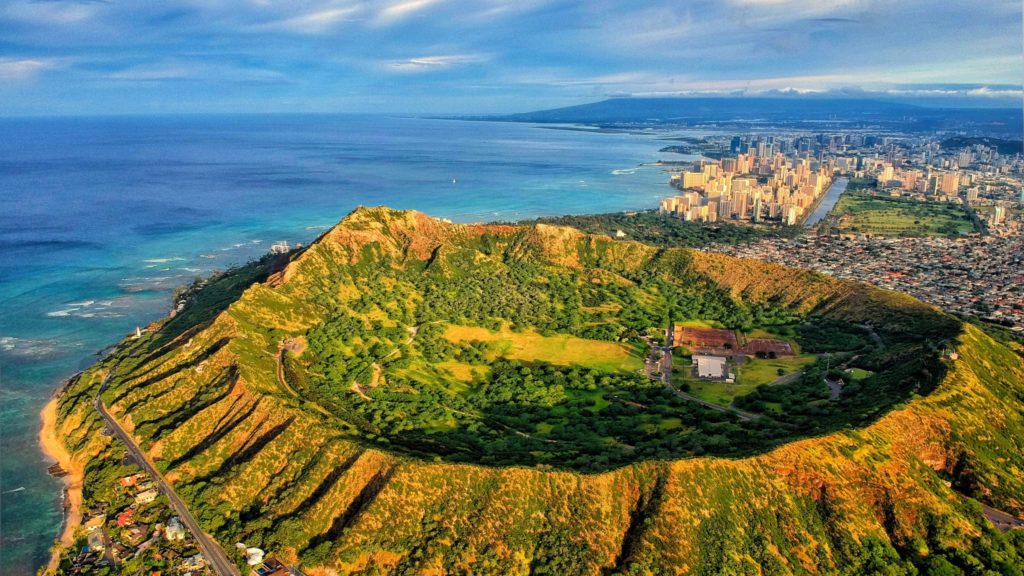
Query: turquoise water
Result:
<box><xmin>0</xmin><ymin>115</ymin><xmax>677</xmax><ymax>573</ymax></box>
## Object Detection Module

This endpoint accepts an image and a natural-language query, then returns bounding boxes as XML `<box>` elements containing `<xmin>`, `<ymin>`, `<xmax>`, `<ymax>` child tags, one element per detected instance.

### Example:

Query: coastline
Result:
<box><xmin>38</xmin><ymin>392</ymin><xmax>83</xmax><ymax>575</ymax></box>
<box><xmin>4</xmin><ymin>116</ymin><xmax>670</xmax><ymax>574</ymax></box>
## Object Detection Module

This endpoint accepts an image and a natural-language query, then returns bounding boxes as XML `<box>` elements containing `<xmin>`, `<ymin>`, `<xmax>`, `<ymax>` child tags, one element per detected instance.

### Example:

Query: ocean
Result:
<box><xmin>0</xmin><ymin>115</ymin><xmax>685</xmax><ymax>573</ymax></box>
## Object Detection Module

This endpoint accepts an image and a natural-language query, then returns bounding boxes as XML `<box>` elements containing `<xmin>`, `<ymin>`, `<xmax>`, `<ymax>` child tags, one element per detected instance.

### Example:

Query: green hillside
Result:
<box><xmin>49</xmin><ymin>207</ymin><xmax>1024</xmax><ymax>575</ymax></box>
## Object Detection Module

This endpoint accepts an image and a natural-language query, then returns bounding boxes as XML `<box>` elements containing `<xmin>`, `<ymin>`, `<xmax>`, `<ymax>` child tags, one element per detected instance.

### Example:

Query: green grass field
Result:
<box><xmin>832</xmin><ymin>192</ymin><xmax>976</xmax><ymax>236</ymax></box>
<box><xmin>444</xmin><ymin>325</ymin><xmax>644</xmax><ymax>373</ymax></box>
<box><xmin>846</xmin><ymin>367</ymin><xmax>874</xmax><ymax>381</ymax></box>
<box><xmin>675</xmin><ymin>353</ymin><xmax>816</xmax><ymax>405</ymax></box>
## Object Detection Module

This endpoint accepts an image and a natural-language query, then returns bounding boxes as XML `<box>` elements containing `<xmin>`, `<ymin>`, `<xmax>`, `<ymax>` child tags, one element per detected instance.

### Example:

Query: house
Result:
<box><xmin>694</xmin><ymin>355</ymin><xmax>728</xmax><ymax>379</ymax></box>
<box><xmin>84</xmin><ymin>515</ymin><xmax>106</xmax><ymax>530</ymax></box>
<box><xmin>86</xmin><ymin>530</ymin><xmax>105</xmax><ymax>552</ymax></box>
<box><xmin>181</xmin><ymin>553</ymin><xmax>206</xmax><ymax>572</ymax></box>
<box><xmin>165</xmin><ymin>516</ymin><xmax>186</xmax><ymax>541</ymax></box>
<box><xmin>116</xmin><ymin>508</ymin><xmax>136</xmax><ymax>527</ymax></box>
<box><xmin>253</xmin><ymin>557</ymin><xmax>291</xmax><ymax>576</ymax></box>
<box><xmin>135</xmin><ymin>488</ymin><xmax>159</xmax><ymax>504</ymax></box>
<box><xmin>119</xmin><ymin>473</ymin><xmax>144</xmax><ymax>488</ymax></box>
<box><xmin>111</xmin><ymin>543</ymin><xmax>132</xmax><ymax>561</ymax></box>
<box><xmin>121</xmin><ymin>523</ymin><xmax>149</xmax><ymax>545</ymax></box>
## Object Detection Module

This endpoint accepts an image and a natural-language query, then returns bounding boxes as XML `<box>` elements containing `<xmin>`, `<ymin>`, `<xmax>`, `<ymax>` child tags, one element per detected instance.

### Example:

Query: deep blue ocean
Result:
<box><xmin>0</xmin><ymin>115</ymin><xmax>689</xmax><ymax>573</ymax></box>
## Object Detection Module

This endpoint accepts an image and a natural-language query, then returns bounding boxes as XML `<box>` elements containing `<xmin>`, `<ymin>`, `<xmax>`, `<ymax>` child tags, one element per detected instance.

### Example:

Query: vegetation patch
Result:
<box><xmin>830</xmin><ymin>192</ymin><xmax>977</xmax><ymax>237</ymax></box>
<box><xmin>443</xmin><ymin>324</ymin><xmax>643</xmax><ymax>373</ymax></box>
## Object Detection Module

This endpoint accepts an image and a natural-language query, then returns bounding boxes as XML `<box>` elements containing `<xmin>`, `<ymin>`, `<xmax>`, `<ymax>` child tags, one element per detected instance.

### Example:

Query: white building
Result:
<box><xmin>694</xmin><ymin>355</ymin><xmax>728</xmax><ymax>379</ymax></box>
<box><xmin>166</xmin><ymin>516</ymin><xmax>186</xmax><ymax>541</ymax></box>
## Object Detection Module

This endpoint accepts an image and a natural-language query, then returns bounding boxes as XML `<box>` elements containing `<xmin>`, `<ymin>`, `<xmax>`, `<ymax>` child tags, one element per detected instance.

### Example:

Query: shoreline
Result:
<box><xmin>38</xmin><ymin>391</ymin><xmax>84</xmax><ymax>575</ymax></box>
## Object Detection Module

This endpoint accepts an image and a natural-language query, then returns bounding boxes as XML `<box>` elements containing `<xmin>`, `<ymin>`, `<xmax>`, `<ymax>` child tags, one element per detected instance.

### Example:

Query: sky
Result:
<box><xmin>0</xmin><ymin>0</ymin><xmax>1021</xmax><ymax>115</ymax></box>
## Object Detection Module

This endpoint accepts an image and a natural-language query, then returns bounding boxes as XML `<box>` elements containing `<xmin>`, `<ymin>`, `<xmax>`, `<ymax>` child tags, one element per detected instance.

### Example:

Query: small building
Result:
<box><xmin>116</xmin><ymin>508</ymin><xmax>135</xmax><ymax>527</ymax></box>
<box><xmin>111</xmin><ymin>543</ymin><xmax>132</xmax><ymax>561</ymax></box>
<box><xmin>165</xmin><ymin>516</ymin><xmax>186</xmax><ymax>541</ymax></box>
<box><xmin>87</xmin><ymin>530</ymin><xmax>105</xmax><ymax>552</ymax></box>
<box><xmin>182</xmin><ymin>553</ymin><xmax>206</xmax><ymax>572</ymax></box>
<box><xmin>122</xmin><ymin>523</ymin><xmax>149</xmax><ymax>545</ymax></box>
<box><xmin>694</xmin><ymin>355</ymin><xmax>728</xmax><ymax>380</ymax></box>
<box><xmin>253</xmin><ymin>557</ymin><xmax>291</xmax><ymax>576</ymax></box>
<box><xmin>135</xmin><ymin>488</ymin><xmax>159</xmax><ymax>504</ymax></box>
<box><xmin>119</xmin><ymin>473</ymin><xmax>144</xmax><ymax>488</ymax></box>
<box><xmin>84</xmin><ymin>515</ymin><xmax>106</xmax><ymax>530</ymax></box>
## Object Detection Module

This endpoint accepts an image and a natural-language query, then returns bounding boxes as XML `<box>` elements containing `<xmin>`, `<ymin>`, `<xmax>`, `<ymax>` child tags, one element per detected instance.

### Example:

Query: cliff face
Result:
<box><xmin>53</xmin><ymin>207</ymin><xmax>1024</xmax><ymax>575</ymax></box>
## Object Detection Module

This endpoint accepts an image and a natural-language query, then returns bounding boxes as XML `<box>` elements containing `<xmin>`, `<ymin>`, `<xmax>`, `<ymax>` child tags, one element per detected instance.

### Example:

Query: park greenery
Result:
<box><xmin>828</xmin><ymin>191</ymin><xmax>978</xmax><ymax>237</ymax></box>
<box><xmin>526</xmin><ymin>209</ymin><xmax>803</xmax><ymax>247</ymax></box>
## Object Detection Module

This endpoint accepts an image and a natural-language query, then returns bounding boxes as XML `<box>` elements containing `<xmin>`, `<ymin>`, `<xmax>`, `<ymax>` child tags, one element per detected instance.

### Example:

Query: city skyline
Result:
<box><xmin>1</xmin><ymin>0</ymin><xmax>1022</xmax><ymax>116</ymax></box>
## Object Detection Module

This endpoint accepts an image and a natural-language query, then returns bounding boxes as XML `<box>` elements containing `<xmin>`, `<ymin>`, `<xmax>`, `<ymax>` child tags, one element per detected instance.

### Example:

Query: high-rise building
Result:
<box><xmin>734</xmin><ymin>191</ymin><xmax>749</xmax><ymax>220</ymax></box>
<box><xmin>681</xmin><ymin>172</ymin><xmax>704</xmax><ymax>189</ymax></box>
<box><xmin>783</xmin><ymin>204</ymin><xmax>800</xmax><ymax>226</ymax></box>
<box><xmin>939</xmin><ymin>171</ymin><xmax>960</xmax><ymax>196</ymax></box>
<box><xmin>993</xmin><ymin>206</ymin><xmax>1006</xmax><ymax>225</ymax></box>
<box><xmin>879</xmin><ymin>164</ymin><xmax>894</xmax><ymax>184</ymax></box>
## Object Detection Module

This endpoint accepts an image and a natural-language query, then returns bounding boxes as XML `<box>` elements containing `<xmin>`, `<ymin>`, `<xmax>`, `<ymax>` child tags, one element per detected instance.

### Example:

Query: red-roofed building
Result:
<box><xmin>116</xmin><ymin>508</ymin><xmax>135</xmax><ymax>528</ymax></box>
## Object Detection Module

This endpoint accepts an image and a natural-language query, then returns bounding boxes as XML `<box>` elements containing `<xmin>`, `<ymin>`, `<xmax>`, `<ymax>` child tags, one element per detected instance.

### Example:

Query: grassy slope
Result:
<box><xmin>51</xmin><ymin>207</ymin><xmax>1024</xmax><ymax>575</ymax></box>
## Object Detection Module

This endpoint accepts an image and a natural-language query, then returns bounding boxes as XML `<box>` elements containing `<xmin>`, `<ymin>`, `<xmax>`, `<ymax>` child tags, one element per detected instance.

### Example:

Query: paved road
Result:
<box><xmin>95</xmin><ymin>367</ymin><xmax>240</xmax><ymax>576</ymax></box>
<box><xmin>981</xmin><ymin>503</ymin><xmax>1024</xmax><ymax>532</ymax></box>
<box><xmin>653</xmin><ymin>347</ymin><xmax>758</xmax><ymax>421</ymax></box>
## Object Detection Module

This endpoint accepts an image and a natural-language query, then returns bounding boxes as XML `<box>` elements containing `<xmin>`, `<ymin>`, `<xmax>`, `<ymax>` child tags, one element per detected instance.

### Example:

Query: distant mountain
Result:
<box><xmin>492</xmin><ymin>97</ymin><xmax>1022</xmax><ymax>135</ymax></box>
<box><xmin>499</xmin><ymin>97</ymin><xmax>916</xmax><ymax>123</ymax></box>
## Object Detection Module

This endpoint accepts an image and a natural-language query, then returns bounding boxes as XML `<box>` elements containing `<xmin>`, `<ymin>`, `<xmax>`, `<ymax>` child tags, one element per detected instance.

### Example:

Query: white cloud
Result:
<box><xmin>104</xmin><ymin>62</ymin><xmax>286</xmax><ymax>83</ymax></box>
<box><xmin>3</xmin><ymin>1</ymin><xmax>102</xmax><ymax>26</ymax></box>
<box><xmin>387</xmin><ymin>53</ymin><xmax>488</xmax><ymax>72</ymax></box>
<box><xmin>106</xmin><ymin>66</ymin><xmax>193</xmax><ymax>81</ymax></box>
<box><xmin>0</xmin><ymin>57</ymin><xmax>63</xmax><ymax>79</ymax></box>
<box><xmin>256</xmin><ymin>4</ymin><xmax>365</xmax><ymax>34</ymax></box>
<box><xmin>375</xmin><ymin>0</ymin><xmax>444</xmax><ymax>25</ymax></box>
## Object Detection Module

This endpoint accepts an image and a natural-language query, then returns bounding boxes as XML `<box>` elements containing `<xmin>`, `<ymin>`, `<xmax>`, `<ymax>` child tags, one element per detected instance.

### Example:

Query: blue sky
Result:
<box><xmin>0</xmin><ymin>0</ymin><xmax>1021</xmax><ymax>115</ymax></box>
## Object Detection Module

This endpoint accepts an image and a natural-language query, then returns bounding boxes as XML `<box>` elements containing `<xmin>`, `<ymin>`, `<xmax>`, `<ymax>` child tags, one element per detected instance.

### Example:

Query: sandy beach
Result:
<box><xmin>38</xmin><ymin>395</ymin><xmax>83</xmax><ymax>574</ymax></box>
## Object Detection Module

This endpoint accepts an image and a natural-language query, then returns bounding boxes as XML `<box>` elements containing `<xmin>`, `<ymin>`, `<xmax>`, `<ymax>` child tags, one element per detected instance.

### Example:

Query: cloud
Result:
<box><xmin>0</xmin><ymin>57</ymin><xmax>63</xmax><ymax>79</ymax></box>
<box><xmin>104</xmin><ymin>62</ymin><xmax>287</xmax><ymax>84</ymax></box>
<box><xmin>256</xmin><ymin>4</ymin><xmax>365</xmax><ymax>34</ymax></box>
<box><xmin>0</xmin><ymin>0</ymin><xmax>1019</xmax><ymax>114</ymax></box>
<box><xmin>3</xmin><ymin>0</ymin><xmax>102</xmax><ymax>25</ymax></box>
<box><xmin>387</xmin><ymin>53</ymin><xmax>489</xmax><ymax>72</ymax></box>
<box><xmin>375</xmin><ymin>0</ymin><xmax>444</xmax><ymax>25</ymax></box>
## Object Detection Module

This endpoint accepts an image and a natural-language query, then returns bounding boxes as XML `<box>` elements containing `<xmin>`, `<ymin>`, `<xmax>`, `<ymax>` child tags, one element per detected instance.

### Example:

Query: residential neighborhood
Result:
<box><xmin>709</xmin><ymin>234</ymin><xmax>1024</xmax><ymax>331</ymax></box>
<box><xmin>55</xmin><ymin>449</ymin><xmax>297</xmax><ymax>576</ymax></box>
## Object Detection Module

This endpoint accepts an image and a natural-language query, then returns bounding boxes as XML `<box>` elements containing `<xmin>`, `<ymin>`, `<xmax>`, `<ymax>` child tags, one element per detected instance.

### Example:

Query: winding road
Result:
<box><xmin>95</xmin><ymin>367</ymin><xmax>240</xmax><ymax>576</ymax></box>
<box><xmin>650</xmin><ymin>346</ymin><xmax>758</xmax><ymax>421</ymax></box>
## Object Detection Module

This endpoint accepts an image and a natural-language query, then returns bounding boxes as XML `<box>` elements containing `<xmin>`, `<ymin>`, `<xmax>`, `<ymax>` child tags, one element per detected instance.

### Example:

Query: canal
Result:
<box><xmin>804</xmin><ymin>177</ymin><xmax>849</xmax><ymax>227</ymax></box>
